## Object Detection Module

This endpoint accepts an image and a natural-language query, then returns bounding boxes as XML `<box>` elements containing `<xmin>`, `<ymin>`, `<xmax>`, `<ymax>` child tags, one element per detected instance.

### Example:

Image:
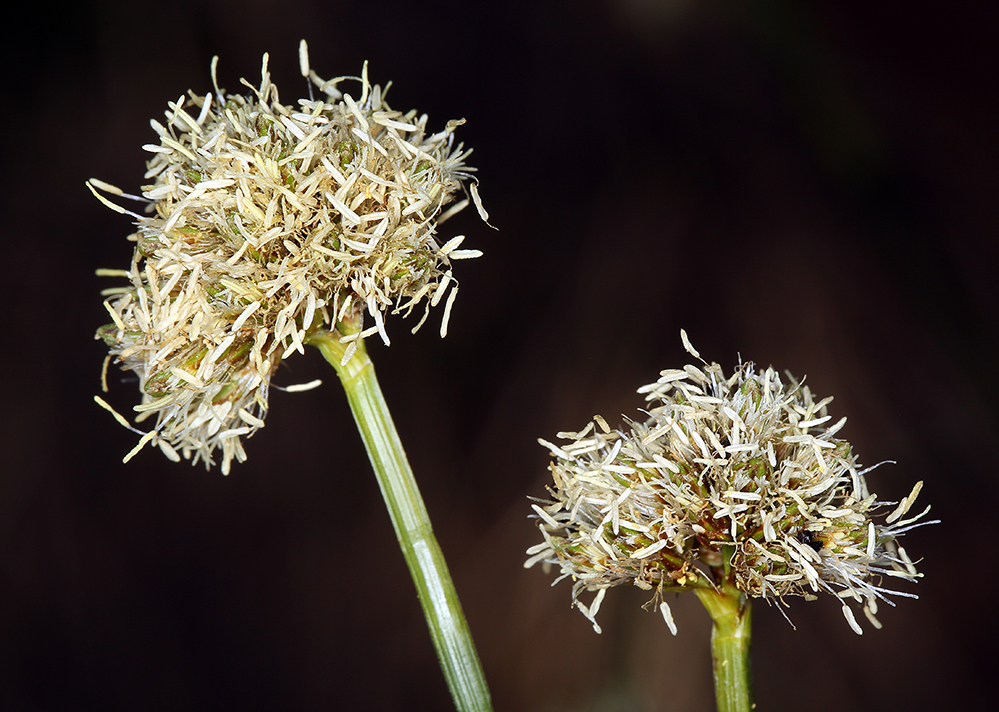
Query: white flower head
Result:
<box><xmin>526</xmin><ymin>331</ymin><xmax>934</xmax><ymax>634</ymax></box>
<box><xmin>93</xmin><ymin>42</ymin><xmax>485</xmax><ymax>473</ymax></box>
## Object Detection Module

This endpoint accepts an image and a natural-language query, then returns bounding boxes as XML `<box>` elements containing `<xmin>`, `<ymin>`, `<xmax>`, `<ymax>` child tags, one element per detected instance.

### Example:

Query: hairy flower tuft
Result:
<box><xmin>525</xmin><ymin>332</ymin><xmax>934</xmax><ymax>634</ymax></box>
<box><xmin>93</xmin><ymin>42</ymin><xmax>485</xmax><ymax>473</ymax></box>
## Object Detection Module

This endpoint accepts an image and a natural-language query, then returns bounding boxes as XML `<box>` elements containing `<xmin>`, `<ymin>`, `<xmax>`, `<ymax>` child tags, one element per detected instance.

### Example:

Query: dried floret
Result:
<box><xmin>526</xmin><ymin>331</ymin><xmax>933</xmax><ymax>634</ymax></box>
<box><xmin>93</xmin><ymin>42</ymin><xmax>484</xmax><ymax>473</ymax></box>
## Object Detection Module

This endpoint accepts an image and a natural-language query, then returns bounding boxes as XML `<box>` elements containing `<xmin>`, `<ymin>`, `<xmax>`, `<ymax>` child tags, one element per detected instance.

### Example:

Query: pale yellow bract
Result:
<box><xmin>94</xmin><ymin>42</ymin><xmax>485</xmax><ymax>474</ymax></box>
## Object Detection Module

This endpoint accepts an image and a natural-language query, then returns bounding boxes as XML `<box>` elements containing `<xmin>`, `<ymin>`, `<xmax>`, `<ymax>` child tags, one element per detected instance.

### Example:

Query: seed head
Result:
<box><xmin>525</xmin><ymin>331</ymin><xmax>933</xmax><ymax>634</ymax></box>
<box><xmin>92</xmin><ymin>42</ymin><xmax>485</xmax><ymax>473</ymax></box>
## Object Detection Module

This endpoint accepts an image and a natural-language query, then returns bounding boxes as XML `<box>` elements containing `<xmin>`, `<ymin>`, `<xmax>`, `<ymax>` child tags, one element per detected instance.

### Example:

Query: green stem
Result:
<box><xmin>694</xmin><ymin>584</ymin><xmax>753</xmax><ymax>712</ymax></box>
<box><xmin>307</xmin><ymin>328</ymin><xmax>493</xmax><ymax>712</ymax></box>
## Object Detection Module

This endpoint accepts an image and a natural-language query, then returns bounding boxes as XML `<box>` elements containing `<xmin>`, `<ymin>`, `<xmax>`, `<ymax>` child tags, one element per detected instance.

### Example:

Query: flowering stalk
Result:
<box><xmin>308</xmin><ymin>324</ymin><xmax>491</xmax><ymax>712</ymax></box>
<box><xmin>91</xmin><ymin>43</ymin><xmax>492</xmax><ymax>711</ymax></box>
<box><xmin>526</xmin><ymin>330</ymin><xmax>934</xmax><ymax>709</ymax></box>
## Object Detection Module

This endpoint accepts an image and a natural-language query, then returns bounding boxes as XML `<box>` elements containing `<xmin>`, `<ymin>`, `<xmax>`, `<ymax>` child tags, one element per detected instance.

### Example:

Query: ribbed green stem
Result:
<box><xmin>694</xmin><ymin>585</ymin><xmax>753</xmax><ymax>712</ymax></box>
<box><xmin>308</xmin><ymin>329</ymin><xmax>492</xmax><ymax>712</ymax></box>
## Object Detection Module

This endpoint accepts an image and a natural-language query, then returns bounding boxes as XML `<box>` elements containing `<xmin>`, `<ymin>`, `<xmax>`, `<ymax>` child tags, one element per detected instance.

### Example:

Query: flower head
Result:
<box><xmin>525</xmin><ymin>331</ymin><xmax>933</xmax><ymax>634</ymax></box>
<box><xmin>93</xmin><ymin>42</ymin><xmax>485</xmax><ymax>473</ymax></box>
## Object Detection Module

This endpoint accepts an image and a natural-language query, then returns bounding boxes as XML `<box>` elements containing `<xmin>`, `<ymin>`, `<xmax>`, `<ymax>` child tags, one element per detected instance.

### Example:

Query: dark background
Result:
<box><xmin>3</xmin><ymin>1</ymin><xmax>996</xmax><ymax>710</ymax></box>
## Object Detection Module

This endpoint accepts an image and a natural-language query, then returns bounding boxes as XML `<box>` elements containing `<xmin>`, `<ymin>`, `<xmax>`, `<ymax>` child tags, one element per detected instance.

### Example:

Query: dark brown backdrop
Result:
<box><xmin>3</xmin><ymin>1</ymin><xmax>996</xmax><ymax>710</ymax></box>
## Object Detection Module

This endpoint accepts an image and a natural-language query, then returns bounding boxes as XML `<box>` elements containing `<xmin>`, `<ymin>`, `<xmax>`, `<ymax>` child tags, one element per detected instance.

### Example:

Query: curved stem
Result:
<box><xmin>694</xmin><ymin>584</ymin><xmax>753</xmax><ymax>712</ymax></box>
<box><xmin>308</xmin><ymin>329</ymin><xmax>493</xmax><ymax>712</ymax></box>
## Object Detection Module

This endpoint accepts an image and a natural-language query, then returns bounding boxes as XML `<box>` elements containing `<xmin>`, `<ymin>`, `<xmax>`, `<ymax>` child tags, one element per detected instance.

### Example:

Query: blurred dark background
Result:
<box><xmin>2</xmin><ymin>1</ymin><xmax>996</xmax><ymax>710</ymax></box>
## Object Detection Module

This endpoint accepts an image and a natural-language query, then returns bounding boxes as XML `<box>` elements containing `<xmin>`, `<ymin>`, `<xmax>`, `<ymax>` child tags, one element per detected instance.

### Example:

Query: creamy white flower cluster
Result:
<box><xmin>94</xmin><ymin>44</ymin><xmax>484</xmax><ymax>473</ymax></box>
<box><xmin>526</xmin><ymin>334</ymin><xmax>931</xmax><ymax>634</ymax></box>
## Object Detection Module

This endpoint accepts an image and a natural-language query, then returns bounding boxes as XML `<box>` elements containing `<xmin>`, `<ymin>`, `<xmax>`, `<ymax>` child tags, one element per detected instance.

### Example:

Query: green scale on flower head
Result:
<box><xmin>525</xmin><ymin>330</ymin><xmax>935</xmax><ymax>635</ymax></box>
<box><xmin>91</xmin><ymin>42</ymin><xmax>487</xmax><ymax>474</ymax></box>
